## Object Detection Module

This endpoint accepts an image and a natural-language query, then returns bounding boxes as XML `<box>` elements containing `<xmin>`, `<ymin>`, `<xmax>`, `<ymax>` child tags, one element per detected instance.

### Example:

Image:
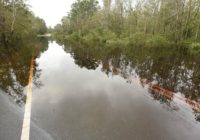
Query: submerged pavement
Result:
<box><xmin>30</xmin><ymin>42</ymin><xmax>200</xmax><ymax>140</ymax></box>
<box><xmin>0</xmin><ymin>91</ymin><xmax>53</xmax><ymax>140</ymax></box>
<box><xmin>1</xmin><ymin>42</ymin><xmax>200</xmax><ymax>140</ymax></box>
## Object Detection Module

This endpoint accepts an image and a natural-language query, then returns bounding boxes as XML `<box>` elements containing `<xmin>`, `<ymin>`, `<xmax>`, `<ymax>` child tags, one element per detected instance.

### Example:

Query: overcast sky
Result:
<box><xmin>29</xmin><ymin>0</ymin><xmax>76</xmax><ymax>27</ymax></box>
<box><xmin>29</xmin><ymin>0</ymin><xmax>103</xmax><ymax>27</ymax></box>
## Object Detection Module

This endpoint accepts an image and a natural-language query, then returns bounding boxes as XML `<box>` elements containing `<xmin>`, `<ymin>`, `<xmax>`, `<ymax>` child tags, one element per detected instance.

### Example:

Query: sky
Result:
<box><xmin>29</xmin><ymin>0</ymin><xmax>76</xmax><ymax>27</ymax></box>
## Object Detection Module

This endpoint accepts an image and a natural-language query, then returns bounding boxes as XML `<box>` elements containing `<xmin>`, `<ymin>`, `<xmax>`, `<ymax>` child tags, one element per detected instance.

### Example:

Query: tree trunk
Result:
<box><xmin>184</xmin><ymin>0</ymin><xmax>192</xmax><ymax>39</ymax></box>
<box><xmin>11</xmin><ymin>0</ymin><xmax>17</xmax><ymax>33</ymax></box>
<box><xmin>195</xmin><ymin>22</ymin><xmax>200</xmax><ymax>41</ymax></box>
<box><xmin>144</xmin><ymin>19</ymin><xmax>147</xmax><ymax>34</ymax></box>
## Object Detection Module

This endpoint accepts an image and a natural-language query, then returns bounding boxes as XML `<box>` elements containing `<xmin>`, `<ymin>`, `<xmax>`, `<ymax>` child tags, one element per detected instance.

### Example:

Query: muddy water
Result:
<box><xmin>0</xmin><ymin>40</ymin><xmax>200</xmax><ymax>140</ymax></box>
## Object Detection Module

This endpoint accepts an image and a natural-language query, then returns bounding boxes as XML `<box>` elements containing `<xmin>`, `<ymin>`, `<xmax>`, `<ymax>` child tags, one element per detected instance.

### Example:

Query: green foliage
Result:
<box><xmin>146</xmin><ymin>35</ymin><xmax>171</xmax><ymax>48</ymax></box>
<box><xmin>68</xmin><ymin>0</ymin><xmax>98</xmax><ymax>32</ymax></box>
<box><xmin>128</xmin><ymin>32</ymin><xmax>147</xmax><ymax>47</ymax></box>
<box><xmin>33</xmin><ymin>18</ymin><xmax>47</xmax><ymax>35</ymax></box>
<box><xmin>53</xmin><ymin>0</ymin><xmax>200</xmax><ymax>49</ymax></box>
<box><xmin>82</xmin><ymin>30</ymin><xmax>100</xmax><ymax>45</ymax></box>
<box><xmin>106</xmin><ymin>38</ymin><xmax>129</xmax><ymax>48</ymax></box>
<box><xmin>189</xmin><ymin>43</ymin><xmax>200</xmax><ymax>53</ymax></box>
<box><xmin>0</xmin><ymin>0</ymin><xmax>47</xmax><ymax>47</ymax></box>
<box><xmin>101</xmin><ymin>29</ymin><xmax>117</xmax><ymax>42</ymax></box>
<box><xmin>66</xmin><ymin>32</ymin><xmax>80</xmax><ymax>41</ymax></box>
<box><xmin>70</xmin><ymin>0</ymin><xmax>98</xmax><ymax>20</ymax></box>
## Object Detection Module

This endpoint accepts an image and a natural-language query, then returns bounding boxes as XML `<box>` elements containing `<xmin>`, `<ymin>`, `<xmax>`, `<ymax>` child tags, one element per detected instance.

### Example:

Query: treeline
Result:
<box><xmin>53</xmin><ymin>0</ymin><xmax>200</xmax><ymax>51</ymax></box>
<box><xmin>0</xmin><ymin>0</ymin><xmax>47</xmax><ymax>47</ymax></box>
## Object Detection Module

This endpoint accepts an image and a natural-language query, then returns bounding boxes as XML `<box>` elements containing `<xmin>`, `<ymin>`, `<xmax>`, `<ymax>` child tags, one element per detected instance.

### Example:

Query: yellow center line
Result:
<box><xmin>20</xmin><ymin>54</ymin><xmax>34</xmax><ymax>140</ymax></box>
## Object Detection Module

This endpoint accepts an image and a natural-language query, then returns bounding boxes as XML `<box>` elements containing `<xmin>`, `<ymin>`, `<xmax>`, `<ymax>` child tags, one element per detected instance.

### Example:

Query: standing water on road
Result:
<box><xmin>32</xmin><ymin>41</ymin><xmax>200</xmax><ymax>140</ymax></box>
<box><xmin>1</xmin><ymin>40</ymin><xmax>200</xmax><ymax>140</ymax></box>
<box><xmin>1</xmin><ymin>0</ymin><xmax>200</xmax><ymax>139</ymax></box>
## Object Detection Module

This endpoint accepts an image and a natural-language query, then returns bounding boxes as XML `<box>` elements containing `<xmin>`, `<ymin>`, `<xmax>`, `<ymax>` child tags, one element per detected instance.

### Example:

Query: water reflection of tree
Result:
<box><xmin>0</xmin><ymin>38</ymin><xmax>48</xmax><ymax>106</ymax></box>
<box><xmin>127</xmin><ymin>47</ymin><xmax>200</xmax><ymax>120</ymax></box>
<box><xmin>62</xmin><ymin>43</ymin><xmax>200</xmax><ymax>122</ymax></box>
<box><xmin>67</xmin><ymin>45</ymin><xmax>101</xmax><ymax>70</ymax></box>
<box><xmin>131</xmin><ymin>47</ymin><xmax>200</xmax><ymax>102</ymax></box>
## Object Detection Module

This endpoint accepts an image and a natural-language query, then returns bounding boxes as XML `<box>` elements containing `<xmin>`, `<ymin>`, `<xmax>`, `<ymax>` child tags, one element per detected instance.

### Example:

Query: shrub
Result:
<box><xmin>189</xmin><ymin>42</ymin><xmax>200</xmax><ymax>53</ymax></box>
<box><xmin>146</xmin><ymin>35</ymin><xmax>171</xmax><ymax>47</ymax></box>
<box><xmin>65</xmin><ymin>32</ymin><xmax>80</xmax><ymax>41</ymax></box>
<box><xmin>101</xmin><ymin>29</ymin><xmax>117</xmax><ymax>42</ymax></box>
<box><xmin>82</xmin><ymin>29</ymin><xmax>117</xmax><ymax>46</ymax></box>
<box><xmin>106</xmin><ymin>38</ymin><xmax>129</xmax><ymax>48</ymax></box>
<box><xmin>128</xmin><ymin>32</ymin><xmax>147</xmax><ymax>47</ymax></box>
<box><xmin>82</xmin><ymin>30</ymin><xmax>100</xmax><ymax>45</ymax></box>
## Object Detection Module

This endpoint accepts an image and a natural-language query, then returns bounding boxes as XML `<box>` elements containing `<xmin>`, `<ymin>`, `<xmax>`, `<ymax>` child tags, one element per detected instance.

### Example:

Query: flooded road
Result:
<box><xmin>1</xmin><ymin>41</ymin><xmax>200</xmax><ymax>140</ymax></box>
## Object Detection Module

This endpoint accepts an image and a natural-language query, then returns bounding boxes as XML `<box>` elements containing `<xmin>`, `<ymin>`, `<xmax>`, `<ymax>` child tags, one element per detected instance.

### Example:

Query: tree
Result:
<box><xmin>68</xmin><ymin>0</ymin><xmax>98</xmax><ymax>33</ymax></box>
<box><xmin>53</xmin><ymin>0</ymin><xmax>200</xmax><ymax>46</ymax></box>
<box><xmin>0</xmin><ymin>0</ymin><xmax>47</xmax><ymax>46</ymax></box>
<box><xmin>103</xmin><ymin>0</ymin><xmax>112</xmax><ymax>12</ymax></box>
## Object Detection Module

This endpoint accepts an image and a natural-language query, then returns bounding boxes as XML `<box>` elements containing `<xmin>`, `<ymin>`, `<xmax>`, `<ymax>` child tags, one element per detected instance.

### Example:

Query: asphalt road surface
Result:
<box><xmin>1</xmin><ymin>42</ymin><xmax>200</xmax><ymax>140</ymax></box>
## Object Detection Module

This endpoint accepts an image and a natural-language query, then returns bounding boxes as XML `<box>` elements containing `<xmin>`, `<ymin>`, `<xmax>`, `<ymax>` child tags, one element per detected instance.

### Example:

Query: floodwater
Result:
<box><xmin>0</xmin><ymin>40</ymin><xmax>200</xmax><ymax>140</ymax></box>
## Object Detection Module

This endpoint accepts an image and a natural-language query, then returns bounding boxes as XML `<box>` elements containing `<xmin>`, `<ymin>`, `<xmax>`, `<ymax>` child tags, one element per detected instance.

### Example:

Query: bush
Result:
<box><xmin>146</xmin><ymin>35</ymin><xmax>171</xmax><ymax>47</ymax></box>
<box><xmin>101</xmin><ymin>29</ymin><xmax>117</xmax><ymax>42</ymax></box>
<box><xmin>106</xmin><ymin>38</ymin><xmax>129</xmax><ymax>48</ymax></box>
<box><xmin>65</xmin><ymin>32</ymin><xmax>80</xmax><ymax>41</ymax></box>
<box><xmin>82</xmin><ymin>29</ymin><xmax>117</xmax><ymax>46</ymax></box>
<box><xmin>64</xmin><ymin>31</ymin><xmax>172</xmax><ymax>49</ymax></box>
<box><xmin>128</xmin><ymin>32</ymin><xmax>147</xmax><ymax>47</ymax></box>
<box><xmin>82</xmin><ymin>30</ymin><xmax>100</xmax><ymax>45</ymax></box>
<box><xmin>189</xmin><ymin>42</ymin><xmax>200</xmax><ymax>53</ymax></box>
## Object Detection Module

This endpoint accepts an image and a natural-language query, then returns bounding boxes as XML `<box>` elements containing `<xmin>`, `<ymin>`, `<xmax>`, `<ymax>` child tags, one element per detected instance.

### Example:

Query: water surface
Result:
<box><xmin>1</xmin><ymin>41</ymin><xmax>200</xmax><ymax>140</ymax></box>
<box><xmin>31</xmin><ymin>42</ymin><xmax>200</xmax><ymax>140</ymax></box>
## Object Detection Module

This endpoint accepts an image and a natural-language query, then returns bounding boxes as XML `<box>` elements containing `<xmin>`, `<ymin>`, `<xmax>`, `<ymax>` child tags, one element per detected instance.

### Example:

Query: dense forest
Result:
<box><xmin>0</xmin><ymin>0</ymin><xmax>47</xmax><ymax>47</ymax></box>
<box><xmin>53</xmin><ymin>0</ymin><xmax>200</xmax><ymax>53</ymax></box>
